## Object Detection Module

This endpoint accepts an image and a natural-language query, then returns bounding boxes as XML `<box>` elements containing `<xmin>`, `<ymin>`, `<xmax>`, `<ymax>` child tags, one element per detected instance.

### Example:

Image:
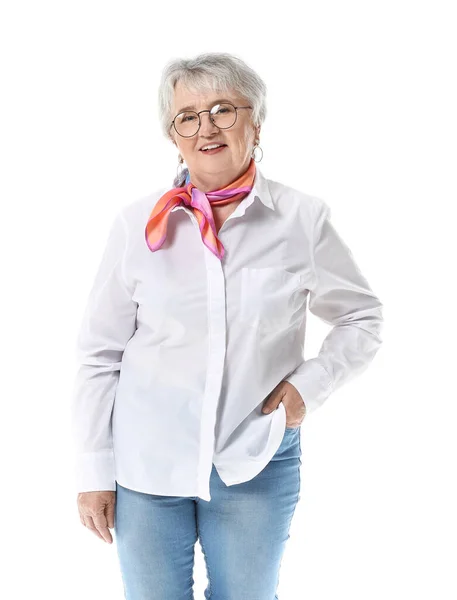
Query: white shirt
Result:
<box><xmin>71</xmin><ymin>167</ymin><xmax>384</xmax><ymax>501</ymax></box>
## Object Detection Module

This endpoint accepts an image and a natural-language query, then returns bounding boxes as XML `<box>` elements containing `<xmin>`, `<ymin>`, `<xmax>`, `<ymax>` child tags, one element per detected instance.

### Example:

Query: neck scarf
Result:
<box><xmin>145</xmin><ymin>158</ymin><xmax>256</xmax><ymax>260</ymax></box>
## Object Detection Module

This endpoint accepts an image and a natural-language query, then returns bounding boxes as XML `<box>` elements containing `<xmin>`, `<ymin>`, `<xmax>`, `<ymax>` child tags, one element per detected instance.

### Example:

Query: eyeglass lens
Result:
<box><xmin>174</xmin><ymin>103</ymin><xmax>237</xmax><ymax>137</ymax></box>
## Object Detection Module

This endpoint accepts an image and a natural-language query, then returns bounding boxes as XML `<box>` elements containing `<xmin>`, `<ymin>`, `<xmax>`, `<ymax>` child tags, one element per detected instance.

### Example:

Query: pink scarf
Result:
<box><xmin>145</xmin><ymin>158</ymin><xmax>256</xmax><ymax>260</ymax></box>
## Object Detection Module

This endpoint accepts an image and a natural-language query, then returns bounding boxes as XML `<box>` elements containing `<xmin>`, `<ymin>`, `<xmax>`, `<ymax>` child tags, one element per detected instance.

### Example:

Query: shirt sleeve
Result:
<box><xmin>70</xmin><ymin>210</ymin><xmax>137</xmax><ymax>492</ymax></box>
<box><xmin>284</xmin><ymin>199</ymin><xmax>384</xmax><ymax>415</ymax></box>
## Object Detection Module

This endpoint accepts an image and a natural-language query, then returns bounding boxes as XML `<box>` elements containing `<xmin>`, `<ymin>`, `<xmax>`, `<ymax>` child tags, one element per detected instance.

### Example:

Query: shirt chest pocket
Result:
<box><xmin>239</xmin><ymin>267</ymin><xmax>306</xmax><ymax>332</ymax></box>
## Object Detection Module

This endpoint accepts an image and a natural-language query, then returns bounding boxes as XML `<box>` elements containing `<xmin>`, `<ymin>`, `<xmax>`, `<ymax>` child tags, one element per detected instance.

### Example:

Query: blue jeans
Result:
<box><xmin>114</xmin><ymin>426</ymin><xmax>302</xmax><ymax>599</ymax></box>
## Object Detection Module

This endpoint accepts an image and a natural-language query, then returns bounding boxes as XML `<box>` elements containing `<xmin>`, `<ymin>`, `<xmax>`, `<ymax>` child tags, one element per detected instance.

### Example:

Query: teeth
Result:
<box><xmin>202</xmin><ymin>144</ymin><xmax>224</xmax><ymax>150</ymax></box>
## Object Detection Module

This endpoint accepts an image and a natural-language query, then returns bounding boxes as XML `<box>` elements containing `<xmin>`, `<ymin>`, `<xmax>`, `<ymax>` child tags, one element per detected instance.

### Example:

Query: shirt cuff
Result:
<box><xmin>73</xmin><ymin>450</ymin><xmax>116</xmax><ymax>493</ymax></box>
<box><xmin>284</xmin><ymin>358</ymin><xmax>334</xmax><ymax>415</ymax></box>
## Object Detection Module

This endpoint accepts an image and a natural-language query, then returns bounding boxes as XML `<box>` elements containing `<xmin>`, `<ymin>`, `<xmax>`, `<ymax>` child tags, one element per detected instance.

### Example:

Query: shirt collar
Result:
<box><xmin>251</xmin><ymin>166</ymin><xmax>275</xmax><ymax>211</ymax></box>
<box><xmin>228</xmin><ymin>166</ymin><xmax>275</xmax><ymax>217</ymax></box>
<box><xmin>171</xmin><ymin>165</ymin><xmax>275</xmax><ymax>214</ymax></box>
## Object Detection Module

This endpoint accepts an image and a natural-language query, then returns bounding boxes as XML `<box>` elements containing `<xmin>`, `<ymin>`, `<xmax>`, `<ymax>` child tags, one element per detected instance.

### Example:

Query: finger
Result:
<box><xmin>93</xmin><ymin>513</ymin><xmax>113</xmax><ymax>544</ymax></box>
<box><xmin>262</xmin><ymin>398</ymin><xmax>280</xmax><ymax>413</ymax></box>
<box><xmin>263</xmin><ymin>390</ymin><xmax>286</xmax><ymax>414</ymax></box>
<box><xmin>263</xmin><ymin>401</ymin><xmax>282</xmax><ymax>414</ymax></box>
<box><xmin>84</xmin><ymin>516</ymin><xmax>106</xmax><ymax>542</ymax></box>
<box><xmin>106</xmin><ymin>499</ymin><xmax>115</xmax><ymax>529</ymax></box>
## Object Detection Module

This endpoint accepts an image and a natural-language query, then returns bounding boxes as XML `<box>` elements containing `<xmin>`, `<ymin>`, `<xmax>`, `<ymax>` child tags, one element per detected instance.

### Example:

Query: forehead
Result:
<box><xmin>173</xmin><ymin>80</ymin><xmax>240</xmax><ymax>113</ymax></box>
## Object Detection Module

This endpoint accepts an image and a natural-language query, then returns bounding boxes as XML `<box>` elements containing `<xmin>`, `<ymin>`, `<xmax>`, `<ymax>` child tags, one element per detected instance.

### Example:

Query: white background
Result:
<box><xmin>1</xmin><ymin>1</ymin><xmax>455</xmax><ymax>598</ymax></box>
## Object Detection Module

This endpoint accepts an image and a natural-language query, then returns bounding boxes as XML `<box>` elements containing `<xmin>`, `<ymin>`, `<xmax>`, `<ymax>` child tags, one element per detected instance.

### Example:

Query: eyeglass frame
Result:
<box><xmin>170</xmin><ymin>101</ymin><xmax>253</xmax><ymax>138</ymax></box>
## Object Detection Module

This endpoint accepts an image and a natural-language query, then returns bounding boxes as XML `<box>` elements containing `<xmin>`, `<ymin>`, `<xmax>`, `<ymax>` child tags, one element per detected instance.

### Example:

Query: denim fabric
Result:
<box><xmin>114</xmin><ymin>426</ymin><xmax>302</xmax><ymax>599</ymax></box>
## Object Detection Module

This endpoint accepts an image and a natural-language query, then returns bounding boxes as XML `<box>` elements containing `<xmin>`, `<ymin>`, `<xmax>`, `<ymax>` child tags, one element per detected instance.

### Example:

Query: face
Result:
<box><xmin>170</xmin><ymin>80</ymin><xmax>260</xmax><ymax>190</ymax></box>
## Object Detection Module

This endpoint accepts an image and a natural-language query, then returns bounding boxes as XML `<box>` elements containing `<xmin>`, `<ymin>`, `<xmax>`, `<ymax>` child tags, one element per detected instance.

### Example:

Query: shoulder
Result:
<box><xmin>114</xmin><ymin>186</ymin><xmax>169</xmax><ymax>232</ymax></box>
<box><xmin>265</xmin><ymin>175</ymin><xmax>332</xmax><ymax>220</ymax></box>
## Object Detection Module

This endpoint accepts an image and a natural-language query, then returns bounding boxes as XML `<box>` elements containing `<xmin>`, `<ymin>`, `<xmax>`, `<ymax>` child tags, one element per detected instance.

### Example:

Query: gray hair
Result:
<box><xmin>157</xmin><ymin>52</ymin><xmax>267</xmax><ymax>187</ymax></box>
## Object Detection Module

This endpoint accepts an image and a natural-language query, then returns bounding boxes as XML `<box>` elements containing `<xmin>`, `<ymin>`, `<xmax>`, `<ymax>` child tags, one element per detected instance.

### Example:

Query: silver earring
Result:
<box><xmin>251</xmin><ymin>140</ymin><xmax>263</xmax><ymax>162</ymax></box>
<box><xmin>176</xmin><ymin>153</ymin><xmax>185</xmax><ymax>180</ymax></box>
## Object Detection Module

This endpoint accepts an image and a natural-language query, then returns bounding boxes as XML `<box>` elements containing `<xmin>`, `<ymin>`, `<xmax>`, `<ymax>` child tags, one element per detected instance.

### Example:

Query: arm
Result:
<box><xmin>285</xmin><ymin>199</ymin><xmax>384</xmax><ymax>415</ymax></box>
<box><xmin>70</xmin><ymin>211</ymin><xmax>137</xmax><ymax>492</ymax></box>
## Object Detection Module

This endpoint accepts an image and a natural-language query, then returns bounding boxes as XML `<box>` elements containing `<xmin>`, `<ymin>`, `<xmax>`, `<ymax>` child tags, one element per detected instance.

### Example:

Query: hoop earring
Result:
<box><xmin>176</xmin><ymin>153</ymin><xmax>185</xmax><ymax>180</ymax></box>
<box><xmin>251</xmin><ymin>141</ymin><xmax>263</xmax><ymax>163</ymax></box>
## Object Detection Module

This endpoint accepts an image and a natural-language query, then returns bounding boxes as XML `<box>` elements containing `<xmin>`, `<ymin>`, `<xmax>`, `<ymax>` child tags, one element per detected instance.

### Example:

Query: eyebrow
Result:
<box><xmin>176</xmin><ymin>98</ymin><xmax>234</xmax><ymax>114</ymax></box>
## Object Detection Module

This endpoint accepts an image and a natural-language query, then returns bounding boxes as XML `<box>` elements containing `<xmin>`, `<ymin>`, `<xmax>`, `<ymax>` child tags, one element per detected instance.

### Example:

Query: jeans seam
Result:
<box><xmin>196</xmin><ymin>507</ymin><xmax>212</xmax><ymax>599</ymax></box>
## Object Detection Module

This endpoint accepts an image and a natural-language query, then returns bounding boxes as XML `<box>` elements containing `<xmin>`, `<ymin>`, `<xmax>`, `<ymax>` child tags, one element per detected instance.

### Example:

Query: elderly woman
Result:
<box><xmin>72</xmin><ymin>52</ymin><xmax>383</xmax><ymax>599</ymax></box>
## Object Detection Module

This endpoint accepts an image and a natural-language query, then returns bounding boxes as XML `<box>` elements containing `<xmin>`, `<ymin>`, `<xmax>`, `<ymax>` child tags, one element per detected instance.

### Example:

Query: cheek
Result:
<box><xmin>241</xmin><ymin>130</ymin><xmax>255</xmax><ymax>150</ymax></box>
<box><xmin>232</xmin><ymin>134</ymin><xmax>251</xmax><ymax>153</ymax></box>
<box><xmin>180</xmin><ymin>143</ymin><xmax>199</xmax><ymax>160</ymax></box>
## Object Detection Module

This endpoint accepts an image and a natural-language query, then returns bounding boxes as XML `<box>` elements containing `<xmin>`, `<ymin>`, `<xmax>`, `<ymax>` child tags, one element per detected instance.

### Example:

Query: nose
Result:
<box><xmin>198</xmin><ymin>111</ymin><xmax>220</xmax><ymax>137</ymax></box>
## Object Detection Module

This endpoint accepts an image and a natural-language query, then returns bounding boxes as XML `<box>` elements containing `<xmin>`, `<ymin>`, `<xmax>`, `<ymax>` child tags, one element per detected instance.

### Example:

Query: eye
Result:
<box><xmin>176</xmin><ymin>112</ymin><xmax>198</xmax><ymax>124</ymax></box>
<box><xmin>211</xmin><ymin>104</ymin><xmax>228</xmax><ymax>115</ymax></box>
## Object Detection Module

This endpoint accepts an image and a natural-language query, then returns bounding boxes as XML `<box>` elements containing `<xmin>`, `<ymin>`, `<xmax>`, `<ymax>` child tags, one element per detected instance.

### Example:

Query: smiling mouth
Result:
<box><xmin>200</xmin><ymin>144</ymin><xmax>228</xmax><ymax>153</ymax></box>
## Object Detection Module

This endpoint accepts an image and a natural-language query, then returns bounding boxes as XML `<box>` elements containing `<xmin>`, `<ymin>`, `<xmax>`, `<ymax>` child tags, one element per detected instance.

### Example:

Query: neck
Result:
<box><xmin>188</xmin><ymin>159</ymin><xmax>251</xmax><ymax>192</ymax></box>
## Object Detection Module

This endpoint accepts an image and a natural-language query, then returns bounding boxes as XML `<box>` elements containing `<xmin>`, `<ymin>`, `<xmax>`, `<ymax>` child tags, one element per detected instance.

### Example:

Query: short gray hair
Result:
<box><xmin>157</xmin><ymin>52</ymin><xmax>267</xmax><ymax>187</ymax></box>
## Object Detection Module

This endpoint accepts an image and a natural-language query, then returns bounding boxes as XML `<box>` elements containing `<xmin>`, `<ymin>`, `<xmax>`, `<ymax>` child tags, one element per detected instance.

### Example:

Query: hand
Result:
<box><xmin>77</xmin><ymin>491</ymin><xmax>116</xmax><ymax>544</ymax></box>
<box><xmin>262</xmin><ymin>381</ymin><xmax>306</xmax><ymax>427</ymax></box>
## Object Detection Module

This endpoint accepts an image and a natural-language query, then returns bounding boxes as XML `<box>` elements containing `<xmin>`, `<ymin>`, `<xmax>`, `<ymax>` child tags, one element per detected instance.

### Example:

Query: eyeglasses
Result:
<box><xmin>171</xmin><ymin>102</ymin><xmax>253</xmax><ymax>138</ymax></box>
